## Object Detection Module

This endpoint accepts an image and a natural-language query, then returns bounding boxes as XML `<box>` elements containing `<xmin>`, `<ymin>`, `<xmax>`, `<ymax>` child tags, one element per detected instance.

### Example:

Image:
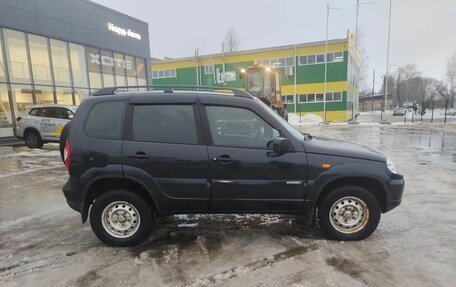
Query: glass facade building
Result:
<box><xmin>0</xmin><ymin>0</ymin><xmax>151</xmax><ymax>139</ymax></box>
<box><xmin>0</xmin><ymin>28</ymin><xmax>148</xmax><ymax>137</ymax></box>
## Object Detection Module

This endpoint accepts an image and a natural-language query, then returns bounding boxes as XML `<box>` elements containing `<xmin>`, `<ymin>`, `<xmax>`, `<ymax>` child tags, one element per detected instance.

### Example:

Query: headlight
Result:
<box><xmin>386</xmin><ymin>158</ymin><xmax>398</xmax><ymax>174</ymax></box>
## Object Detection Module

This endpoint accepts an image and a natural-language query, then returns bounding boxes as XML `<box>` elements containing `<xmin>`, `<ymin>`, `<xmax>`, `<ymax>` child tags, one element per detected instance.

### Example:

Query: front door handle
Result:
<box><xmin>128</xmin><ymin>152</ymin><xmax>149</xmax><ymax>159</ymax></box>
<box><xmin>213</xmin><ymin>155</ymin><xmax>234</xmax><ymax>165</ymax></box>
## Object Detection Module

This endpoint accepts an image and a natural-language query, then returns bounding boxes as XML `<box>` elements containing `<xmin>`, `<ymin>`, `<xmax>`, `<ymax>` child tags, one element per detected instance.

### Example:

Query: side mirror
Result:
<box><xmin>68</xmin><ymin>114</ymin><xmax>74</xmax><ymax>120</ymax></box>
<box><xmin>268</xmin><ymin>137</ymin><xmax>292</xmax><ymax>155</ymax></box>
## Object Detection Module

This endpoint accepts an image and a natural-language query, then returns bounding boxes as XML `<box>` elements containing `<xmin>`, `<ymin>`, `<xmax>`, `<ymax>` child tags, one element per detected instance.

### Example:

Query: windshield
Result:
<box><xmin>256</xmin><ymin>98</ymin><xmax>304</xmax><ymax>140</ymax></box>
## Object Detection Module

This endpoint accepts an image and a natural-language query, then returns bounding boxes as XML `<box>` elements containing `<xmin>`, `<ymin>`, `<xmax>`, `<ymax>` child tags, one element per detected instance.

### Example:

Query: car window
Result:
<box><xmin>85</xmin><ymin>101</ymin><xmax>124</xmax><ymax>139</ymax></box>
<box><xmin>55</xmin><ymin>107</ymin><xmax>73</xmax><ymax>120</ymax></box>
<box><xmin>132</xmin><ymin>105</ymin><xmax>197</xmax><ymax>144</ymax></box>
<box><xmin>206</xmin><ymin>106</ymin><xmax>280</xmax><ymax>149</ymax></box>
<box><xmin>29</xmin><ymin>108</ymin><xmax>39</xmax><ymax>116</ymax></box>
<box><xmin>37</xmin><ymin>107</ymin><xmax>57</xmax><ymax>118</ymax></box>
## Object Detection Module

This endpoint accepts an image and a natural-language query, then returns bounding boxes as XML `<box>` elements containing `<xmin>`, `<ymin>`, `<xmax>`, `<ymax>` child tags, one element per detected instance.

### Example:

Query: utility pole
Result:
<box><xmin>355</xmin><ymin>0</ymin><xmax>377</xmax><ymax>116</ymax></box>
<box><xmin>221</xmin><ymin>42</ymin><xmax>226</xmax><ymax>85</ymax></box>
<box><xmin>384</xmin><ymin>0</ymin><xmax>392</xmax><ymax>121</ymax></box>
<box><xmin>324</xmin><ymin>4</ymin><xmax>343</xmax><ymax>122</ymax></box>
<box><xmin>371</xmin><ymin>69</ymin><xmax>375</xmax><ymax>112</ymax></box>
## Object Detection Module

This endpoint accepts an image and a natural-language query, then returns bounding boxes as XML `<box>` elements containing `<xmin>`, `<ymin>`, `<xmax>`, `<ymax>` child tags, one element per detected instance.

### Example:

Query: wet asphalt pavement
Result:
<box><xmin>0</xmin><ymin>124</ymin><xmax>455</xmax><ymax>287</ymax></box>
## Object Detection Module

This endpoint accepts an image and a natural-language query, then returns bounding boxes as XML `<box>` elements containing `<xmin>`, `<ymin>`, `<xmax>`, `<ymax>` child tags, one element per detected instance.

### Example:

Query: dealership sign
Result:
<box><xmin>89</xmin><ymin>53</ymin><xmax>133</xmax><ymax>71</ymax></box>
<box><xmin>107</xmin><ymin>22</ymin><xmax>141</xmax><ymax>40</ymax></box>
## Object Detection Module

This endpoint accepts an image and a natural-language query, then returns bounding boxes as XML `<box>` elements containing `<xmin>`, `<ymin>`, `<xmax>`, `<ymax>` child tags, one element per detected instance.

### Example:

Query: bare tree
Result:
<box><xmin>224</xmin><ymin>27</ymin><xmax>240</xmax><ymax>53</ymax></box>
<box><xmin>356</xmin><ymin>29</ymin><xmax>370</xmax><ymax>93</ymax></box>
<box><xmin>444</xmin><ymin>51</ymin><xmax>456</xmax><ymax>108</ymax></box>
<box><xmin>393</xmin><ymin>64</ymin><xmax>420</xmax><ymax>106</ymax></box>
<box><xmin>416</xmin><ymin>77</ymin><xmax>438</xmax><ymax>119</ymax></box>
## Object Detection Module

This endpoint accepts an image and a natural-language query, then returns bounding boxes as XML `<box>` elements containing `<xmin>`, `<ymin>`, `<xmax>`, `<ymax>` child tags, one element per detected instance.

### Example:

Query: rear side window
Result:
<box><xmin>85</xmin><ymin>101</ymin><xmax>124</xmax><ymax>139</ymax></box>
<box><xmin>37</xmin><ymin>107</ymin><xmax>57</xmax><ymax>118</ymax></box>
<box><xmin>29</xmin><ymin>108</ymin><xmax>39</xmax><ymax>116</ymax></box>
<box><xmin>132</xmin><ymin>105</ymin><xmax>197</xmax><ymax>144</ymax></box>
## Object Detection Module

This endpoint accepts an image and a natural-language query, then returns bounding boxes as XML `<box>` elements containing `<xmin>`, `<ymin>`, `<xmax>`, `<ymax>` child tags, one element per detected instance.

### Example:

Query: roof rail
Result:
<box><xmin>92</xmin><ymin>85</ymin><xmax>253</xmax><ymax>98</ymax></box>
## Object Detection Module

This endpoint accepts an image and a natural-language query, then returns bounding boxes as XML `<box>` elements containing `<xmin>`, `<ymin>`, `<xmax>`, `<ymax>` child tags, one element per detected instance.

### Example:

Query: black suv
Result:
<box><xmin>62</xmin><ymin>86</ymin><xmax>404</xmax><ymax>246</ymax></box>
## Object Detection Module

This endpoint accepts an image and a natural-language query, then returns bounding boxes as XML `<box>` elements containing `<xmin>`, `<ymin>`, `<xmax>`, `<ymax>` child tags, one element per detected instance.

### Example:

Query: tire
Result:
<box><xmin>25</xmin><ymin>130</ymin><xmax>44</xmax><ymax>149</ymax></box>
<box><xmin>59</xmin><ymin>122</ymin><xmax>71</xmax><ymax>162</ymax></box>
<box><xmin>317</xmin><ymin>186</ymin><xmax>381</xmax><ymax>241</ymax></box>
<box><xmin>90</xmin><ymin>189</ymin><xmax>153</xmax><ymax>247</ymax></box>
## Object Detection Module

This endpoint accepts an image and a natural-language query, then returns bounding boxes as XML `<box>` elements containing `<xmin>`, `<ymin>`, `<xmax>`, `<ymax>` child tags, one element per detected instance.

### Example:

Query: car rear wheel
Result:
<box><xmin>318</xmin><ymin>186</ymin><xmax>381</xmax><ymax>241</ymax></box>
<box><xmin>25</xmin><ymin>130</ymin><xmax>43</xmax><ymax>149</ymax></box>
<box><xmin>90</xmin><ymin>189</ymin><xmax>153</xmax><ymax>246</ymax></box>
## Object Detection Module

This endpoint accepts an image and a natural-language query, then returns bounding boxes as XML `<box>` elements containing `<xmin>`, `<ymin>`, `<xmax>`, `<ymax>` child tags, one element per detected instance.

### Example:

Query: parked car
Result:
<box><xmin>61</xmin><ymin>86</ymin><xmax>404</xmax><ymax>246</ymax></box>
<box><xmin>392</xmin><ymin>106</ymin><xmax>407</xmax><ymax>116</ymax></box>
<box><xmin>16</xmin><ymin>105</ymin><xmax>78</xmax><ymax>149</ymax></box>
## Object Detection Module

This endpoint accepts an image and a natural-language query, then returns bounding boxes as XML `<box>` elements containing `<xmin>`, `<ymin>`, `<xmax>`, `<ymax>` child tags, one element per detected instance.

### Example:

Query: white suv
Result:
<box><xmin>16</xmin><ymin>105</ymin><xmax>78</xmax><ymax>149</ymax></box>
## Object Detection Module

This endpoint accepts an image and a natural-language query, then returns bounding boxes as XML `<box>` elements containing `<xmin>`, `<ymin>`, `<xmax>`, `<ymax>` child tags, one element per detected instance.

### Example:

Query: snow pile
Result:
<box><xmin>288</xmin><ymin>113</ymin><xmax>323</xmax><ymax>125</ymax></box>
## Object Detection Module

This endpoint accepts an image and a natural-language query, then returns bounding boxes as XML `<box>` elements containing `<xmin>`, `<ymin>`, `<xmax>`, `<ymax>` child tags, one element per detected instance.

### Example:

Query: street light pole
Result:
<box><xmin>324</xmin><ymin>4</ymin><xmax>343</xmax><ymax>122</ymax></box>
<box><xmin>324</xmin><ymin>4</ymin><xmax>329</xmax><ymax>122</ymax></box>
<box><xmin>384</xmin><ymin>0</ymin><xmax>392</xmax><ymax>121</ymax></box>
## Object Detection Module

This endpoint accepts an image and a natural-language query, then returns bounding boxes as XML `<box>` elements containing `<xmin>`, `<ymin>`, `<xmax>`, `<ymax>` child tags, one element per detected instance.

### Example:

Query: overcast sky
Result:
<box><xmin>93</xmin><ymin>0</ymin><xmax>456</xmax><ymax>90</ymax></box>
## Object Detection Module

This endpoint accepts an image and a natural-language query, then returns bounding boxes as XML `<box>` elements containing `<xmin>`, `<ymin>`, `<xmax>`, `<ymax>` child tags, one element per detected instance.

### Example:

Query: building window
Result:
<box><xmin>11</xmin><ymin>85</ymin><xmax>33</xmax><ymax>114</ymax></box>
<box><xmin>101</xmin><ymin>50</ymin><xmax>115</xmax><ymax>87</ymax></box>
<box><xmin>35</xmin><ymin>85</ymin><xmax>55</xmax><ymax>104</ymax></box>
<box><xmin>308</xmin><ymin>55</ymin><xmax>316</xmax><ymax>64</ymax></box>
<box><xmin>307</xmin><ymin>93</ymin><xmax>315</xmax><ymax>102</ymax></box>
<box><xmin>74</xmin><ymin>88</ymin><xmax>89</xmax><ymax>105</ymax></box>
<box><xmin>69</xmin><ymin>43</ymin><xmax>89</xmax><ymax>88</ymax></box>
<box><xmin>28</xmin><ymin>34</ymin><xmax>53</xmax><ymax>86</ymax></box>
<box><xmin>327</xmin><ymin>52</ymin><xmax>344</xmax><ymax>63</ymax></box>
<box><xmin>136</xmin><ymin>58</ymin><xmax>147</xmax><ymax>85</ymax></box>
<box><xmin>281</xmin><ymin>95</ymin><xmax>294</xmax><ymax>103</ymax></box>
<box><xmin>259</xmin><ymin>57</ymin><xmax>294</xmax><ymax>68</ymax></box>
<box><xmin>315</xmin><ymin>93</ymin><xmax>324</xmax><ymax>102</ymax></box>
<box><xmin>204</xmin><ymin>65</ymin><xmax>214</xmax><ymax>74</ymax></box>
<box><xmin>3</xmin><ymin>29</ymin><xmax>31</xmax><ymax>84</ymax></box>
<box><xmin>86</xmin><ymin>47</ymin><xmax>103</xmax><ymax>89</ymax></box>
<box><xmin>56</xmin><ymin>87</ymin><xmax>73</xmax><ymax>105</ymax></box>
<box><xmin>0</xmin><ymin>32</ymin><xmax>6</xmax><ymax>82</ymax></box>
<box><xmin>299</xmin><ymin>56</ymin><xmax>307</xmax><ymax>65</ymax></box>
<box><xmin>0</xmin><ymin>84</ymin><xmax>14</xmax><ymax>137</ymax></box>
<box><xmin>114</xmin><ymin>53</ymin><xmax>127</xmax><ymax>86</ymax></box>
<box><xmin>50</xmin><ymin>39</ymin><xmax>71</xmax><ymax>86</ymax></box>
<box><xmin>299</xmin><ymin>52</ymin><xmax>344</xmax><ymax>65</ymax></box>
<box><xmin>333</xmin><ymin>91</ymin><xmax>342</xmax><ymax>101</ymax></box>
<box><xmin>125</xmin><ymin>55</ymin><xmax>138</xmax><ymax>86</ymax></box>
<box><xmin>298</xmin><ymin>94</ymin><xmax>307</xmax><ymax>103</ymax></box>
<box><xmin>152</xmin><ymin>69</ymin><xmax>177</xmax><ymax>79</ymax></box>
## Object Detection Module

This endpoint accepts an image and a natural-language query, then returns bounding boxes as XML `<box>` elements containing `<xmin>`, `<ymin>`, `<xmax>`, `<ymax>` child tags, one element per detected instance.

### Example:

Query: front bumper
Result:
<box><xmin>385</xmin><ymin>177</ymin><xmax>405</xmax><ymax>212</ymax></box>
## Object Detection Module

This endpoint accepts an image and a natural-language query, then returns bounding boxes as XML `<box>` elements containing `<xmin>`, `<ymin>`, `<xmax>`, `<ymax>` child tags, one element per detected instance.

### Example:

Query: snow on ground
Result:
<box><xmin>0</xmin><ymin>125</ymin><xmax>455</xmax><ymax>286</ymax></box>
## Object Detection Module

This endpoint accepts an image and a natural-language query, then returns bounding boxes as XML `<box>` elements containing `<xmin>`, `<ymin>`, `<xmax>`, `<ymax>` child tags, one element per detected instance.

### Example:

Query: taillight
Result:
<box><xmin>64</xmin><ymin>140</ymin><xmax>71</xmax><ymax>171</ymax></box>
<box><xmin>16</xmin><ymin>117</ymin><xmax>22</xmax><ymax>122</ymax></box>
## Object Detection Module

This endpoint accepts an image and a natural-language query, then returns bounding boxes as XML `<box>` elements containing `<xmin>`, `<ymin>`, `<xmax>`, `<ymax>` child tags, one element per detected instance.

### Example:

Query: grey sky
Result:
<box><xmin>92</xmin><ymin>0</ymin><xmax>456</xmax><ymax>90</ymax></box>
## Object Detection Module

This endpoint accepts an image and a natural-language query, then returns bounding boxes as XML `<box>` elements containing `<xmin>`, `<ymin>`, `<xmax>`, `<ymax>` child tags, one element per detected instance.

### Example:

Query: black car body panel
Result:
<box><xmin>62</xmin><ymin>89</ymin><xmax>404</xmax><ymax>226</ymax></box>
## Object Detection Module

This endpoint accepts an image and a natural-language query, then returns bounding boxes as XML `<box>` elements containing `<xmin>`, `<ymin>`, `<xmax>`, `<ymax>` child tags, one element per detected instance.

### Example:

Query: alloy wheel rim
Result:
<box><xmin>329</xmin><ymin>196</ymin><xmax>369</xmax><ymax>234</ymax></box>
<box><xmin>101</xmin><ymin>201</ymin><xmax>140</xmax><ymax>238</ymax></box>
<box><xmin>27</xmin><ymin>133</ymin><xmax>37</xmax><ymax>147</ymax></box>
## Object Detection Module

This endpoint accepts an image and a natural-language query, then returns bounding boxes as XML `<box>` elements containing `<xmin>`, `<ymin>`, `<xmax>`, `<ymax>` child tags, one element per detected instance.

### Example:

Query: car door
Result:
<box><xmin>51</xmin><ymin>107</ymin><xmax>72</xmax><ymax>140</ymax></box>
<box><xmin>202</xmin><ymin>104</ymin><xmax>308</xmax><ymax>211</ymax></box>
<box><xmin>122</xmin><ymin>97</ymin><xmax>211</xmax><ymax>212</ymax></box>
<box><xmin>36</xmin><ymin>107</ymin><xmax>58</xmax><ymax>140</ymax></box>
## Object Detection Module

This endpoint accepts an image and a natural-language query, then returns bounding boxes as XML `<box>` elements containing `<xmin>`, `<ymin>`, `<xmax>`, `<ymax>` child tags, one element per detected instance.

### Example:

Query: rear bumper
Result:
<box><xmin>62</xmin><ymin>176</ymin><xmax>86</xmax><ymax>213</ymax></box>
<box><xmin>385</xmin><ymin>177</ymin><xmax>405</xmax><ymax>212</ymax></box>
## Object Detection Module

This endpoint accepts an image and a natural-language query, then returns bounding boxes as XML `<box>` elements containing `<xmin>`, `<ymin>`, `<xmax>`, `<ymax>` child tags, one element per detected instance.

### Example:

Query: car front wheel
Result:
<box><xmin>90</xmin><ymin>189</ymin><xmax>153</xmax><ymax>246</ymax></box>
<box><xmin>318</xmin><ymin>186</ymin><xmax>381</xmax><ymax>241</ymax></box>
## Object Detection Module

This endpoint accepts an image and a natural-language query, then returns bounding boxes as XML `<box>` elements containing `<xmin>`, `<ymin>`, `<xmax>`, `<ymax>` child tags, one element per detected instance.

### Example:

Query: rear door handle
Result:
<box><xmin>128</xmin><ymin>152</ymin><xmax>149</xmax><ymax>159</ymax></box>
